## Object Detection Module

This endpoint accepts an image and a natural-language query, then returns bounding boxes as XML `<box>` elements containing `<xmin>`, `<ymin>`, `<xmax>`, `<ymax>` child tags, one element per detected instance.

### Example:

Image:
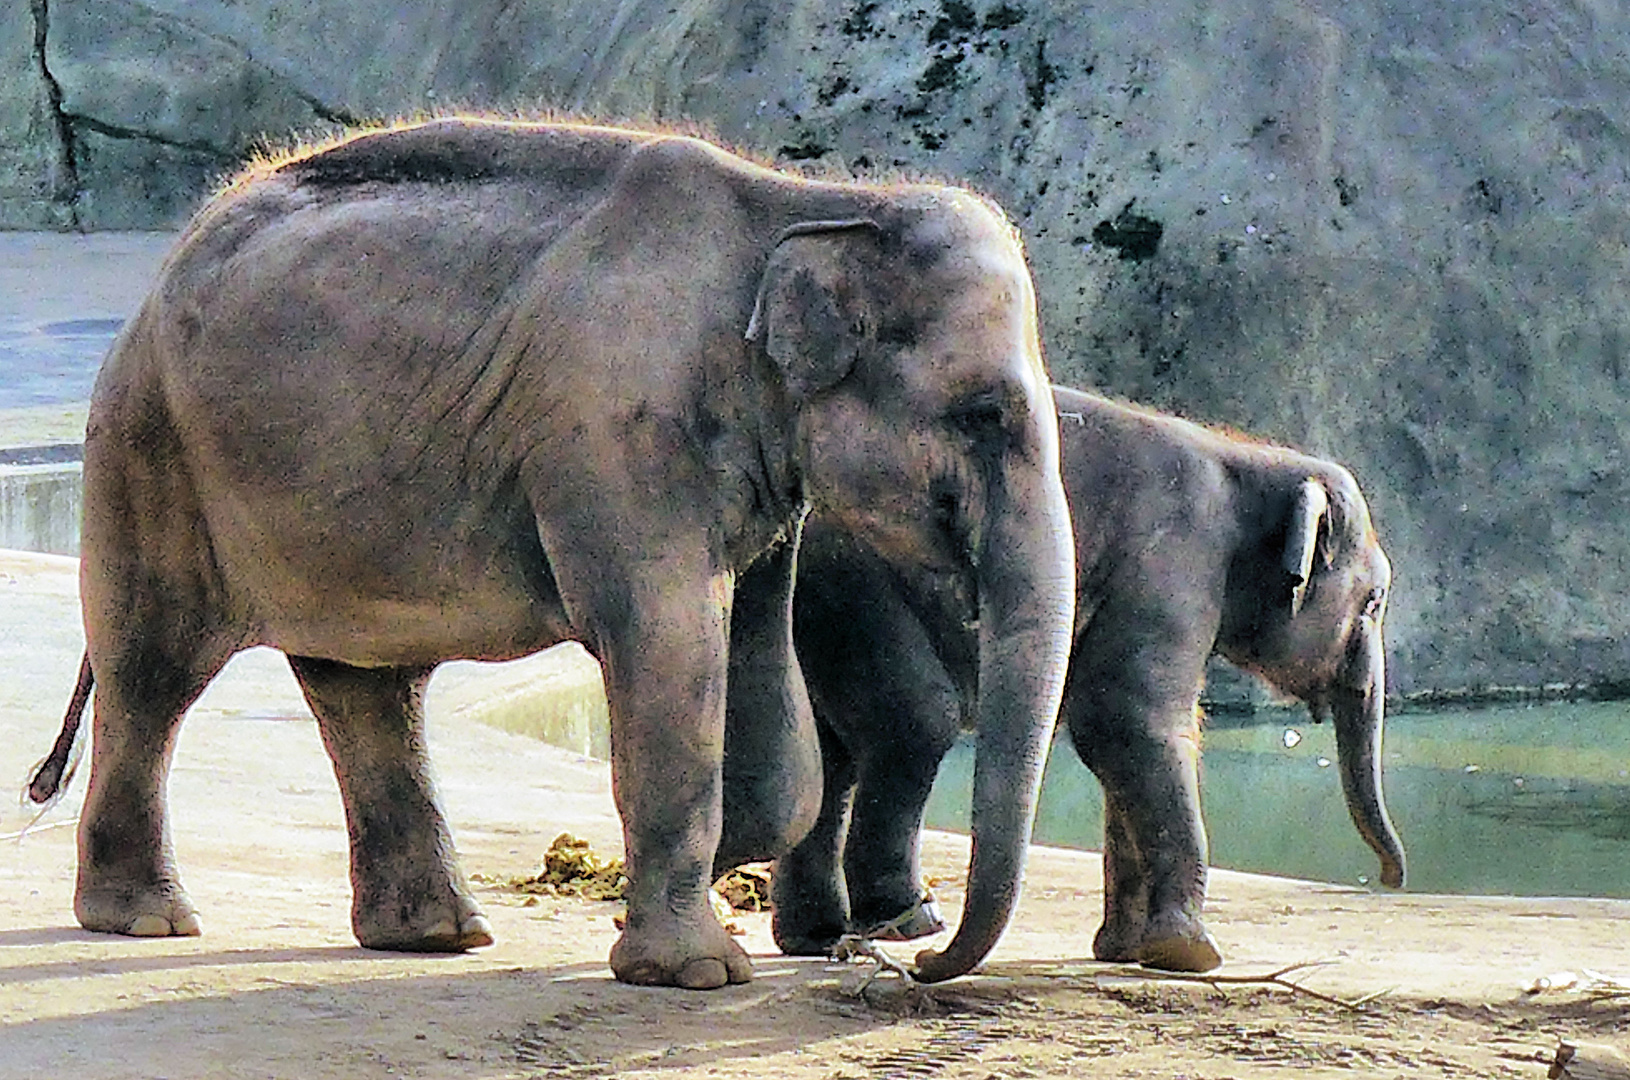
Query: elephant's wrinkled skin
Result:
<box><xmin>726</xmin><ymin>385</ymin><xmax>1403</xmax><ymax>973</ymax></box>
<box><xmin>52</xmin><ymin>119</ymin><xmax>1075</xmax><ymax>989</ymax></box>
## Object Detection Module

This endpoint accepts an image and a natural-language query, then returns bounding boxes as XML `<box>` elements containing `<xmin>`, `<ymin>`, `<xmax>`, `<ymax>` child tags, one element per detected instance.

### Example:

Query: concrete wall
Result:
<box><xmin>5</xmin><ymin>1</ymin><xmax>1629</xmax><ymax>693</ymax></box>
<box><xmin>0</xmin><ymin>463</ymin><xmax>80</xmax><ymax>556</ymax></box>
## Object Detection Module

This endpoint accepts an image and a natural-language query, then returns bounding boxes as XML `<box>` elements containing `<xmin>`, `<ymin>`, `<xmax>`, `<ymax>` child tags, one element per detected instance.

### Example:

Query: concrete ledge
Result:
<box><xmin>429</xmin><ymin>645</ymin><xmax>611</xmax><ymax>760</ymax></box>
<box><xmin>0</xmin><ymin>461</ymin><xmax>82</xmax><ymax>556</ymax></box>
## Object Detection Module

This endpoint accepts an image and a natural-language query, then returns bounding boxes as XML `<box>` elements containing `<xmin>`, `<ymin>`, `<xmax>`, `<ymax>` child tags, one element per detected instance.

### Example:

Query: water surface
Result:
<box><xmin>0</xmin><ymin>319</ymin><xmax>122</xmax><ymax>407</ymax></box>
<box><xmin>925</xmin><ymin>700</ymin><xmax>1630</xmax><ymax>897</ymax></box>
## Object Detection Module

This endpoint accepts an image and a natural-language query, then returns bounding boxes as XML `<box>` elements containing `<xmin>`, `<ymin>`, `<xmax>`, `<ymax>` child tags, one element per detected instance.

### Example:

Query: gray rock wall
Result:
<box><xmin>5</xmin><ymin>0</ymin><xmax>1628</xmax><ymax>694</ymax></box>
<box><xmin>1</xmin><ymin>2</ymin><xmax>68</xmax><ymax>228</ymax></box>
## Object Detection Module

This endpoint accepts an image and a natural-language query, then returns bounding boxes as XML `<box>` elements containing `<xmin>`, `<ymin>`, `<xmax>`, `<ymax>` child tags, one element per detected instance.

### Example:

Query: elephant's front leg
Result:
<box><xmin>840</xmin><ymin>670</ymin><xmax>959</xmax><ymax>942</ymax></box>
<box><xmin>288</xmin><ymin>656</ymin><xmax>493</xmax><ymax>952</ymax></box>
<box><xmin>843</xmin><ymin>740</ymin><xmax>950</xmax><ymax>941</ymax></box>
<box><xmin>786</xmin><ymin>543</ymin><xmax>959</xmax><ymax>946</ymax></box>
<box><xmin>1072</xmin><ymin>695</ymin><xmax>1221</xmax><ymax>973</ymax></box>
<box><xmin>599</xmin><ymin>569</ymin><xmax>752</xmax><ymax>989</ymax></box>
<box><xmin>1091</xmin><ymin>788</ymin><xmax>1150</xmax><ymax>962</ymax></box>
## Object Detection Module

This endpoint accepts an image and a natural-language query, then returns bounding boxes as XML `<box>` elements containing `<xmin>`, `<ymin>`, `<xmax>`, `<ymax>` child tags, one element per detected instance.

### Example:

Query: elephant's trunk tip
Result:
<box><xmin>911</xmin><ymin>943</ymin><xmax>972</xmax><ymax>984</ymax></box>
<box><xmin>1350</xmin><ymin>786</ymin><xmax>1406</xmax><ymax>893</ymax></box>
<box><xmin>1377</xmin><ymin>847</ymin><xmax>1406</xmax><ymax>890</ymax></box>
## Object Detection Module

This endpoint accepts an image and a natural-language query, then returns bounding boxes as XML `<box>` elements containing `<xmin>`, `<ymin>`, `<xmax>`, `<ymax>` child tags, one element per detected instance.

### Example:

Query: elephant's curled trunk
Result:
<box><xmin>1331</xmin><ymin>616</ymin><xmax>1406</xmax><ymax>889</ymax></box>
<box><xmin>913</xmin><ymin>465</ymin><xmax>1075</xmax><ymax>984</ymax></box>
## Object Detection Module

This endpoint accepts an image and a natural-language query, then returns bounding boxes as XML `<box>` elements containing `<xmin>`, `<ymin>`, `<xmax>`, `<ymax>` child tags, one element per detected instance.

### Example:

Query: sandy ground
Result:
<box><xmin>1</xmin><ymin>233</ymin><xmax>1626</xmax><ymax>1075</ymax></box>
<box><xmin>1</xmin><ymin>548</ymin><xmax>1626</xmax><ymax>1079</ymax></box>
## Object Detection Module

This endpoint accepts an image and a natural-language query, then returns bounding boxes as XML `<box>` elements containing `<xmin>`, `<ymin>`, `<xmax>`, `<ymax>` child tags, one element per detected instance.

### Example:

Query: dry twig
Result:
<box><xmin>1096</xmin><ymin>959</ymin><xmax>1382</xmax><ymax>1012</ymax></box>
<box><xmin>1525</xmin><ymin>970</ymin><xmax>1630</xmax><ymax>1002</ymax></box>
<box><xmin>1</xmin><ymin>813</ymin><xmax>78</xmax><ymax>844</ymax></box>
<box><xmin>830</xmin><ymin>934</ymin><xmax>913</xmax><ymax>996</ymax></box>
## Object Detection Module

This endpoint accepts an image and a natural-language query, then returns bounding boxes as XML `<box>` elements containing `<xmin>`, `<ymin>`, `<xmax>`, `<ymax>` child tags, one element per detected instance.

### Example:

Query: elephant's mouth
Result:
<box><xmin>831</xmin><ymin>494</ymin><xmax>976</xmax><ymax>579</ymax></box>
<box><xmin>930</xmin><ymin>480</ymin><xmax>978</xmax><ymax>568</ymax></box>
<box><xmin>1304</xmin><ymin>679</ymin><xmax>1373</xmax><ymax>724</ymax></box>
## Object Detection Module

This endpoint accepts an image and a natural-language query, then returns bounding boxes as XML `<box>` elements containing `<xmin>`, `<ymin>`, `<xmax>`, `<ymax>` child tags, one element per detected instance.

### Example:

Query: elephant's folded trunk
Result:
<box><xmin>912</xmin><ymin>454</ymin><xmax>1074</xmax><ymax>984</ymax></box>
<box><xmin>910</xmin><ymin>620</ymin><xmax>1066</xmax><ymax>982</ymax></box>
<box><xmin>1331</xmin><ymin>617</ymin><xmax>1406</xmax><ymax>889</ymax></box>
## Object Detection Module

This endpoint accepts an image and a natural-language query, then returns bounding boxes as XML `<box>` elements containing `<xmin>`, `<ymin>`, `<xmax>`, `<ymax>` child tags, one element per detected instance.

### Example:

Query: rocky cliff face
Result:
<box><xmin>6</xmin><ymin>0</ymin><xmax>1628</xmax><ymax>694</ymax></box>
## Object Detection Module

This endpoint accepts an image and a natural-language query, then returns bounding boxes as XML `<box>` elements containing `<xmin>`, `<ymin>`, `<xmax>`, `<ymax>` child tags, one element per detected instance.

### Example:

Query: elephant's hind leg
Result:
<box><xmin>1104</xmin><ymin>743</ymin><xmax>1221</xmax><ymax>972</ymax></box>
<box><xmin>76</xmin><ymin>359</ymin><xmax>237</xmax><ymax>940</ymax></box>
<box><xmin>1115</xmin><ymin>722</ymin><xmax>1221</xmax><ymax>974</ymax></box>
<box><xmin>770</xmin><ymin>723</ymin><xmax>856</xmax><ymax>955</ymax></box>
<box><xmin>1079</xmin><ymin>728</ymin><xmax>1220</xmax><ymax>973</ymax></box>
<box><xmin>76</xmin><ymin>648</ymin><xmax>225</xmax><ymax>939</ymax></box>
<box><xmin>288</xmin><ymin>656</ymin><xmax>493</xmax><ymax>952</ymax></box>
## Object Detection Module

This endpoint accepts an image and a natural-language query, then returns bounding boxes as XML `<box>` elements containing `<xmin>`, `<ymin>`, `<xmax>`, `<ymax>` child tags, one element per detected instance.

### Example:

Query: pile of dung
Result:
<box><xmin>500</xmin><ymin>832</ymin><xmax>629</xmax><ymax>901</ymax></box>
<box><xmin>483</xmin><ymin>836</ymin><xmax>775</xmax><ymax>924</ymax></box>
<box><xmin>713</xmin><ymin>862</ymin><xmax>772</xmax><ymax>912</ymax></box>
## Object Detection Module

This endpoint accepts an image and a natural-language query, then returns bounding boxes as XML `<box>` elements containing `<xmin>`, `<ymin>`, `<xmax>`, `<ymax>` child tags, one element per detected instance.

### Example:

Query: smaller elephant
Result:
<box><xmin>729</xmin><ymin>384</ymin><xmax>1404</xmax><ymax>972</ymax></box>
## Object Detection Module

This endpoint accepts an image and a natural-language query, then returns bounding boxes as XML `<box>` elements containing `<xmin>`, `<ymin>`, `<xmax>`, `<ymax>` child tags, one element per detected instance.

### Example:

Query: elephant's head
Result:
<box><xmin>1219</xmin><ymin>467</ymin><xmax>1406</xmax><ymax>889</ymax></box>
<box><xmin>746</xmin><ymin>191</ymin><xmax>1075</xmax><ymax>981</ymax></box>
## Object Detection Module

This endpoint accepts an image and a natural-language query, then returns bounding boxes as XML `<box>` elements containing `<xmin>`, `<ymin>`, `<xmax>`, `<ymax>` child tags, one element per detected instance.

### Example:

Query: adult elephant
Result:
<box><xmin>724</xmin><ymin>384</ymin><xmax>1404</xmax><ymax>973</ymax></box>
<box><xmin>26</xmin><ymin>118</ymin><xmax>1075</xmax><ymax>990</ymax></box>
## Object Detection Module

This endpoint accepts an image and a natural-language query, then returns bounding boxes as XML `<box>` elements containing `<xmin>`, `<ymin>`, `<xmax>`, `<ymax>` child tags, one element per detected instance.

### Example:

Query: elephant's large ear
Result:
<box><xmin>1282</xmin><ymin>477</ymin><xmax>1329</xmax><ymax>617</ymax></box>
<box><xmin>746</xmin><ymin>219</ymin><xmax>881</xmax><ymax>399</ymax></box>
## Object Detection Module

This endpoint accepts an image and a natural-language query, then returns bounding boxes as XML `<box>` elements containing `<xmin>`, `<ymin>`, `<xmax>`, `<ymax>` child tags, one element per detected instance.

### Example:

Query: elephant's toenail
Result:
<box><xmin>676</xmin><ymin>958</ymin><xmax>730</xmax><ymax>990</ymax></box>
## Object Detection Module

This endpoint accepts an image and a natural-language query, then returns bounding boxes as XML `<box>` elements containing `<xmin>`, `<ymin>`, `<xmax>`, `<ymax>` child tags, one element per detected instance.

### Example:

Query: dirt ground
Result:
<box><xmin>0</xmin><ymin>551</ymin><xmax>1625</xmax><ymax>1079</ymax></box>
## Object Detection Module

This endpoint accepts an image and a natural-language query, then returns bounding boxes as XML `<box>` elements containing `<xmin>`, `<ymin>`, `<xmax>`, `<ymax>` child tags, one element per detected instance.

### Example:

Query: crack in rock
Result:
<box><xmin>298</xmin><ymin>92</ymin><xmax>365</xmax><ymax>130</ymax></box>
<box><xmin>28</xmin><ymin>0</ymin><xmax>79</xmax><ymax>227</ymax></box>
<box><xmin>27</xmin><ymin>0</ymin><xmax>359</xmax><ymax>222</ymax></box>
<box><xmin>65</xmin><ymin>112</ymin><xmax>237</xmax><ymax>159</ymax></box>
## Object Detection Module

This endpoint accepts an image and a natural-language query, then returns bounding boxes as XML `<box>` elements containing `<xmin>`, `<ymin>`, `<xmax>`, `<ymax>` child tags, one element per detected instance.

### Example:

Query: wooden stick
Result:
<box><xmin>1096</xmin><ymin>960</ymin><xmax>1382</xmax><ymax>1012</ymax></box>
<box><xmin>831</xmin><ymin>934</ymin><xmax>913</xmax><ymax>996</ymax></box>
<box><xmin>0</xmin><ymin>814</ymin><xmax>79</xmax><ymax>844</ymax></box>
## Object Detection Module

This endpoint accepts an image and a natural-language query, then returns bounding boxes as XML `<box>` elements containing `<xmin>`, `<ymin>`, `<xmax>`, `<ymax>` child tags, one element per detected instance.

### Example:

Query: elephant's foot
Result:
<box><xmin>771</xmin><ymin>910</ymin><xmax>847</xmax><ymax>957</ymax></box>
<box><xmin>1093</xmin><ymin>908</ymin><xmax>1222</xmax><ymax>973</ymax></box>
<box><xmin>1137</xmin><ymin>930</ymin><xmax>1223</xmax><ymax>973</ymax></box>
<box><xmin>76</xmin><ymin>876</ymin><xmax>203</xmax><ymax>938</ymax></box>
<box><xmin>770</xmin><ymin>863</ymin><xmax>849</xmax><ymax>957</ymax></box>
<box><xmin>1134</xmin><ymin>911</ymin><xmax>1223</xmax><ymax>973</ymax></box>
<box><xmin>353</xmin><ymin>884</ymin><xmax>494</xmax><ymax>953</ymax></box>
<box><xmin>857</xmin><ymin>894</ymin><xmax>946</xmax><ymax>942</ymax></box>
<box><xmin>610</xmin><ymin>914</ymin><xmax>754</xmax><ymax>989</ymax></box>
<box><xmin>1091</xmin><ymin>915</ymin><xmax>1145</xmax><ymax>964</ymax></box>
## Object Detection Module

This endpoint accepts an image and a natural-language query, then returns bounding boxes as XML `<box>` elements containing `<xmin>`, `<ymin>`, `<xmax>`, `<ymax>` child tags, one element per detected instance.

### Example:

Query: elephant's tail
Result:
<box><xmin>26</xmin><ymin>653</ymin><xmax>93</xmax><ymax>806</ymax></box>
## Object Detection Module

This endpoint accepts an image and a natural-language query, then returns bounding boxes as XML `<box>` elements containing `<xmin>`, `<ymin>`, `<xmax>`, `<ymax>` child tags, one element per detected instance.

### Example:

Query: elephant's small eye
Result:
<box><xmin>878</xmin><ymin>317</ymin><xmax>918</xmax><ymax>347</ymax></box>
<box><xmin>1362</xmin><ymin>587</ymin><xmax>1385</xmax><ymax>619</ymax></box>
<box><xmin>948</xmin><ymin>400</ymin><xmax>1006</xmax><ymax>441</ymax></box>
